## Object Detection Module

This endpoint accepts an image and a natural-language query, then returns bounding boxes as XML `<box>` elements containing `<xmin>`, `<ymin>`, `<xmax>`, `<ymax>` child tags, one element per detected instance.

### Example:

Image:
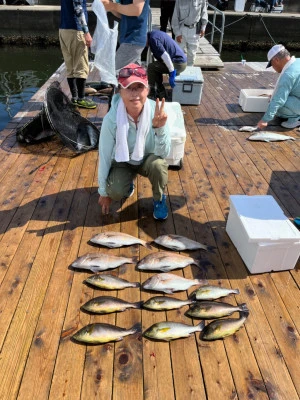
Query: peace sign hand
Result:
<box><xmin>152</xmin><ymin>98</ymin><xmax>168</xmax><ymax>129</ymax></box>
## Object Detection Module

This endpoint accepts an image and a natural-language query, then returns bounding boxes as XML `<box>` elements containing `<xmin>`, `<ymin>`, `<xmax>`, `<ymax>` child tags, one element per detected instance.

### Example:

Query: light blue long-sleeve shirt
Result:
<box><xmin>262</xmin><ymin>58</ymin><xmax>300</xmax><ymax>122</ymax></box>
<box><xmin>98</xmin><ymin>94</ymin><xmax>171</xmax><ymax>197</ymax></box>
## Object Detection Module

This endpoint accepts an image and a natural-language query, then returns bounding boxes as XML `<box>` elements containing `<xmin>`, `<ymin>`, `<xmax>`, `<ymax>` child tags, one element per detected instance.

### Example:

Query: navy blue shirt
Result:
<box><xmin>60</xmin><ymin>0</ymin><xmax>89</xmax><ymax>33</ymax></box>
<box><xmin>147</xmin><ymin>30</ymin><xmax>187</xmax><ymax>64</ymax></box>
<box><xmin>119</xmin><ymin>0</ymin><xmax>149</xmax><ymax>46</ymax></box>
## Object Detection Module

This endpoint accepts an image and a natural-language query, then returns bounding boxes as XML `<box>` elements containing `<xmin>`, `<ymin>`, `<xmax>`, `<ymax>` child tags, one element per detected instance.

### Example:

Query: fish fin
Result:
<box><xmin>163</xmin><ymin>289</ymin><xmax>174</xmax><ymax>294</ymax></box>
<box><xmin>233</xmin><ymin>289</ymin><xmax>240</xmax><ymax>295</ymax></box>
<box><xmin>130</xmin><ymin>256</ymin><xmax>139</xmax><ymax>264</ymax></box>
<box><xmin>90</xmin><ymin>266</ymin><xmax>100</xmax><ymax>273</ymax></box>
<box><xmin>133</xmin><ymin>282</ymin><xmax>141</xmax><ymax>288</ymax></box>
<box><xmin>159</xmin><ymin>266</ymin><xmax>171</xmax><ymax>272</ymax></box>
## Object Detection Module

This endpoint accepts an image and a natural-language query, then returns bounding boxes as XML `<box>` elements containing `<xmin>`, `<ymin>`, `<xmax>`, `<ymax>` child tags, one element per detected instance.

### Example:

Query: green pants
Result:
<box><xmin>106</xmin><ymin>154</ymin><xmax>168</xmax><ymax>201</ymax></box>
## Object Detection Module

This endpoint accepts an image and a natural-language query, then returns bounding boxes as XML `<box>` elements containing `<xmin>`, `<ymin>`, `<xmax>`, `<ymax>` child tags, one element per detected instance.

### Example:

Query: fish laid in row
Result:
<box><xmin>137</xmin><ymin>251</ymin><xmax>202</xmax><ymax>272</ymax></box>
<box><xmin>72</xmin><ymin>323</ymin><xmax>137</xmax><ymax>344</ymax></box>
<box><xmin>190</xmin><ymin>285</ymin><xmax>239</xmax><ymax>301</ymax></box>
<box><xmin>142</xmin><ymin>273</ymin><xmax>207</xmax><ymax>294</ymax></box>
<box><xmin>71</xmin><ymin>252</ymin><xmax>137</xmax><ymax>273</ymax></box>
<box><xmin>248</xmin><ymin>132</ymin><xmax>296</xmax><ymax>142</ymax></box>
<box><xmin>201</xmin><ymin>309</ymin><xmax>249</xmax><ymax>340</ymax></box>
<box><xmin>84</xmin><ymin>274</ymin><xmax>140</xmax><ymax>290</ymax></box>
<box><xmin>154</xmin><ymin>234</ymin><xmax>209</xmax><ymax>251</ymax></box>
<box><xmin>186</xmin><ymin>301</ymin><xmax>248</xmax><ymax>319</ymax></box>
<box><xmin>90</xmin><ymin>231</ymin><xmax>152</xmax><ymax>249</ymax></box>
<box><xmin>143</xmin><ymin>296</ymin><xmax>195</xmax><ymax>311</ymax></box>
<box><xmin>81</xmin><ymin>296</ymin><xmax>142</xmax><ymax>314</ymax></box>
<box><xmin>143</xmin><ymin>321</ymin><xmax>205</xmax><ymax>341</ymax></box>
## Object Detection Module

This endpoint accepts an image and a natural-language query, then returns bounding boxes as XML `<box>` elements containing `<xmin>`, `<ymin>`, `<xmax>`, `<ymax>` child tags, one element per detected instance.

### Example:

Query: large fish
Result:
<box><xmin>81</xmin><ymin>296</ymin><xmax>142</xmax><ymax>314</ymax></box>
<box><xmin>90</xmin><ymin>231</ymin><xmax>152</xmax><ymax>249</ymax></box>
<box><xmin>190</xmin><ymin>285</ymin><xmax>239</xmax><ymax>301</ymax></box>
<box><xmin>72</xmin><ymin>323</ymin><xmax>137</xmax><ymax>344</ymax></box>
<box><xmin>142</xmin><ymin>273</ymin><xmax>207</xmax><ymax>294</ymax></box>
<box><xmin>248</xmin><ymin>132</ymin><xmax>296</xmax><ymax>142</ymax></box>
<box><xmin>185</xmin><ymin>301</ymin><xmax>248</xmax><ymax>319</ymax></box>
<box><xmin>137</xmin><ymin>251</ymin><xmax>201</xmax><ymax>272</ymax></box>
<box><xmin>201</xmin><ymin>310</ymin><xmax>249</xmax><ymax>340</ymax></box>
<box><xmin>71</xmin><ymin>252</ymin><xmax>137</xmax><ymax>273</ymax></box>
<box><xmin>154</xmin><ymin>234</ymin><xmax>208</xmax><ymax>251</ymax></box>
<box><xmin>143</xmin><ymin>321</ymin><xmax>205</xmax><ymax>341</ymax></box>
<box><xmin>143</xmin><ymin>296</ymin><xmax>195</xmax><ymax>311</ymax></box>
<box><xmin>84</xmin><ymin>274</ymin><xmax>140</xmax><ymax>290</ymax></box>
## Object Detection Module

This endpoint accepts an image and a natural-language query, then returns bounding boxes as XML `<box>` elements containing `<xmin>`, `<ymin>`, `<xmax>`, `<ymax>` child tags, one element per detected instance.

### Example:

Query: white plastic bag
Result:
<box><xmin>91</xmin><ymin>0</ymin><xmax>118</xmax><ymax>86</ymax></box>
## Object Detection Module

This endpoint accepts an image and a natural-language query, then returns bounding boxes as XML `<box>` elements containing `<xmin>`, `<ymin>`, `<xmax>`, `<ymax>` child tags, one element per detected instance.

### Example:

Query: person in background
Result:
<box><xmin>160</xmin><ymin>0</ymin><xmax>176</xmax><ymax>39</ymax></box>
<box><xmin>98</xmin><ymin>63</ymin><xmax>171</xmax><ymax>220</ymax></box>
<box><xmin>171</xmin><ymin>0</ymin><xmax>208</xmax><ymax>66</ymax></box>
<box><xmin>147</xmin><ymin>30</ymin><xmax>187</xmax><ymax>100</ymax></box>
<box><xmin>257</xmin><ymin>44</ymin><xmax>300</xmax><ymax>130</ymax></box>
<box><xmin>101</xmin><ymin>0</ymin><xmax>150</xmax><ymax>72</ymax></box>
<box><xmin>59</xmin><ymin>0</ymin><xmax>96</xmax><ymax>109</ymax></box>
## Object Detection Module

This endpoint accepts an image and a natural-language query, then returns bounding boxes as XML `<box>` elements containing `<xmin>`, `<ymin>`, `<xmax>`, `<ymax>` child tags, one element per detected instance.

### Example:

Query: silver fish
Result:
<box><xmin>154</xmin><ymin>234</ymin><xmax>208</xmax><ymax>251</ymax></box>
<box><xmin>143</xmin><ymin>296</ymin><xmax>195</xmax><ymax>311</ymax></box>
<box><xmin>248</xmin><ymin>132</ymin><xmax>296</xmax><ymax>142</ymax></box>
<box><xmin>71</xmin><ymin>252</ymin><xmax>137</xmax><ymax>273</ymax></box>
<box><xmin>90</xmin><ymin>231</ymin><xmax>152</xmax><ymax>249</ymax></box>
<box><xmin>137</xmin><ymin>251</ymin><xmax>201</xmax><ymax>272</ymax></box>
<box><xmin>201</xmin><ymin>310</ymin><xmax>249</xmax><ymax>340</ymax></box>
<box><xmin>72</xmin><ymin>323</ymin><xmax>137</xmax><ymax>344</ymax></box>
<box><xmin>81</xmin><ymin>296</ymin><xmax>142</xmax><ymax>314</ymax></box>
<box><xmin>186</xmin><ymin>301</ymin><xmax>248</xmax><ymax>319</ymax></box>
<box><xmin>142</xmin><ymin>273</ymin><xmax>207</xmax><ymax>294</ymax></box>
<box><xmin>143</xmin><ymin>321</ymin><xmax>205</xmax><ymax>341</ymax></box>
<box><xmin>190</xmin><ymin>285</ymin><xmax>239</xmax><ymax>301</ymax></box>
<box><xmin>239</xmin><ymin>126</ymin><xmax>258</xmax><ymax>132</ymax></box>
<box><xmin>84</xmin><ymin>274</ymin><xmax>140</xmax><ymax>290</ymax></box>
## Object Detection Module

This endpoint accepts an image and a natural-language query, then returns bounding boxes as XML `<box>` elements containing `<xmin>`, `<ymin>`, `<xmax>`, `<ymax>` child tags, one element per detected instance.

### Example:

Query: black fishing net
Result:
<box><xmin>44</xmin><ymin>82</ymin><xmax>100</xmax><ymax>153</ymax></box>
<box><xmin>16</xmin><ymin>81</ymin><xmax>100</xmax><ymax>154</ymax></box>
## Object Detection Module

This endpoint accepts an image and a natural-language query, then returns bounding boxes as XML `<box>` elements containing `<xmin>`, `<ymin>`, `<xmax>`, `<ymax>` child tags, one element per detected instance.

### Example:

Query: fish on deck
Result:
<box><xmin>90</xmin><ymin>231</ymin><xmax>152</xmax><ymax>249</ymax></box>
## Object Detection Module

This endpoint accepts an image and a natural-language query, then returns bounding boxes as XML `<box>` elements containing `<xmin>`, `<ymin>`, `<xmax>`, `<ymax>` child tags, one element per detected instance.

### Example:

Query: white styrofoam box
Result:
<box><xmin>226</xmin><ymin>195</ymin><xmax>300</xmax><ymax>274</ymax></box>
<box><xmin>239</xmin><ymin>89</ymin><xmax>273</xmax><ymax>112</ymax></box>
<box><xmin>164</xmin><ymin>102</ymin><xmax>186</xmax><ymax>166</ymax></box>
<box><xmin>172</xmin><ymin>66</ymin><xmax>204</xmax><ymax>105</ymax></box>
<box><xmin>234</xmin><ymin>0</ymin><xmax>246</xmax><ymax>11</ymax></box>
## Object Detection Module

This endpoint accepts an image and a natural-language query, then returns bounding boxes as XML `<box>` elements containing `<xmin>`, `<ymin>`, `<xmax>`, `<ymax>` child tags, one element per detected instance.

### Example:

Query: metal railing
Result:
<box><xmin>206</xmin><ymin>3</ymin><xmax>225</xmax><ymax>55</ymax></box>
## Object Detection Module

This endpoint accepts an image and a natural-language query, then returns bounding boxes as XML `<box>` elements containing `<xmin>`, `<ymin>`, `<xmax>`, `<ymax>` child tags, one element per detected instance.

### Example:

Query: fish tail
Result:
<box><xmin>130</xmin><ymin>256</ymin><xmax>139</xmax><ymax>263</ymax></box>
<box><xmin>133</xmin><ymin>301</ymin><xmax>144</xmax><ymax>309</ymax></box>
<box><xmin>196</xmin><ymin>321</ymin><xmax>205</xmax><ymax>331</ymax></box>
<box><xmin>240</xmin><ymin>308</ymin><xmax>250</xmax><ymax>319</ymax></box>
<box><xmin>207</xmin><ymin>245</ymin><xmax>217</xmax><ymax>253</ymax></box>
<box><xmin>239</xmin><ymin>303</ymin><xmax>249</xmax><ymax>312</ymax></box>
<box><xmin>233</xmin><ymin>289</ymin><xmax>240</xmax><ymax>295</ymax></box>
<box><xmin>143</xmin><ymin>241</ymin><xmax>153</xmax><ymax>250</ymax></box>
<box><xmin>132</xmin><ymin>282</ymin><xmax>141</xmax><ymax>288</ymax></box>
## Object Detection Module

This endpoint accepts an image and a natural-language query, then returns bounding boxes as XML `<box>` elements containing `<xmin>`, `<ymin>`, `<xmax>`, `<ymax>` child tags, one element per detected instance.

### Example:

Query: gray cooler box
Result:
<box><xmin>172</xmin><ymin>66</ymin><xmax>204</xmax><ymax>105</ymax></box>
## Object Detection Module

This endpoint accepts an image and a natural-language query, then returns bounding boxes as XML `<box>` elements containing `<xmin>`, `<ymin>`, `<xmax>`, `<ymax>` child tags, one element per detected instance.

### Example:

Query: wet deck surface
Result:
<box><xmin>0</xmin><ymin>62</ymin><xmax>299</xmax><ymax>400</ymax></box>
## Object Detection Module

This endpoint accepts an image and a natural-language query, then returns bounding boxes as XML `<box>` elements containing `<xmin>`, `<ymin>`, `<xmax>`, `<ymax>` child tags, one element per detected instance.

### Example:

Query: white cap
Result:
<box><xmin>266</xmin><ymin>44</ymin><xmax>285</xmax><ymax>68</ymax></box>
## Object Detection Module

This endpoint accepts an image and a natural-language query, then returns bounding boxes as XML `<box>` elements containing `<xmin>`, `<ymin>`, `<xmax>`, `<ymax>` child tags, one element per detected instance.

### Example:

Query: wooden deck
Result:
<box><xmin>0</xmin><ymin>62</ymin><xmax>299</xmax><ymax>400</ymax></box>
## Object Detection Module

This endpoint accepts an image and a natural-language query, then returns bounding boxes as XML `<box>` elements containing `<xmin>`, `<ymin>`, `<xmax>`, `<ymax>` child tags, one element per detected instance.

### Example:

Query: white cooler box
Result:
<box><xmin>226</xmin><ymin>195</ymin><xmax>300</xmax><ymax>274</ymax></box>
<box><xmin>164</xmin><ymin>102</ymin><xmax>186</xmax><ymax>168</ymax></box>
<box><xmin>172</xmin><ymin>66</ymin><xmax>203</xmax><ymax>105</ymax></box>
<box><xmin>239</xmin><ymin>89</ymin><xmax>273</xmax><ymax>112</ymax></box>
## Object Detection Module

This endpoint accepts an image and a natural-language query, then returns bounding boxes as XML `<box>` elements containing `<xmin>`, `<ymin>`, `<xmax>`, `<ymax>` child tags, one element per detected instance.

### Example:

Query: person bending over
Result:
<box><xmin>257</xmin><ymin>44</ymin><xmax>300</xmax><ymax>130</ymax></box>
<box><xmin>147</xmin><ymin>30</ymin><xmax>187</xmax><ymax>100</ymax></box>
<box><xmin>98</xmin><ymin>63</ymin><xmax>171</xmax><ymax>220</ymax></box>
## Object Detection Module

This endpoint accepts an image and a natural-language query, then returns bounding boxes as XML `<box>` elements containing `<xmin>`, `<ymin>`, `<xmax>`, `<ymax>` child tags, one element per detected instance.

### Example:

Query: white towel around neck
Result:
<box><xmin>115</xmin><ymin>98</ymin><xmax>151</xmax><ymax>162</ymax></box>
<box><xmin>271</xmin><ymin>56</ymin><xmax>295</xmax><ymax>101</ymax></box>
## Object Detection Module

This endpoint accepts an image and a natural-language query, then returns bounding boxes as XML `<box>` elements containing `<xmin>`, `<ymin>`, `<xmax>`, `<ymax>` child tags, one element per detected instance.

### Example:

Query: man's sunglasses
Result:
<box><xmin>118</xmin><ymin>67</ymin><xmax>147</xmax><ymax>79</ymax></box>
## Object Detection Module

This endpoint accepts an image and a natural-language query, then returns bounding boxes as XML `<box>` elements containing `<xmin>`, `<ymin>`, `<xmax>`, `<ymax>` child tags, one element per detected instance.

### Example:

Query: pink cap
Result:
<box><xmin>118</xmin><ymin>63</ymin><xmax>148</xmax><ymax>89</ymax></box>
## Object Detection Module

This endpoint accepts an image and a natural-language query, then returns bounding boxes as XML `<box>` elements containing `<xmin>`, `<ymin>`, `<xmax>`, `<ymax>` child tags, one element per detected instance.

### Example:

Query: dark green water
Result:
<box><xmin>0</xmin><ymin>46</ymin><xmax>62</xmax><ymax>131</ymax></box>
